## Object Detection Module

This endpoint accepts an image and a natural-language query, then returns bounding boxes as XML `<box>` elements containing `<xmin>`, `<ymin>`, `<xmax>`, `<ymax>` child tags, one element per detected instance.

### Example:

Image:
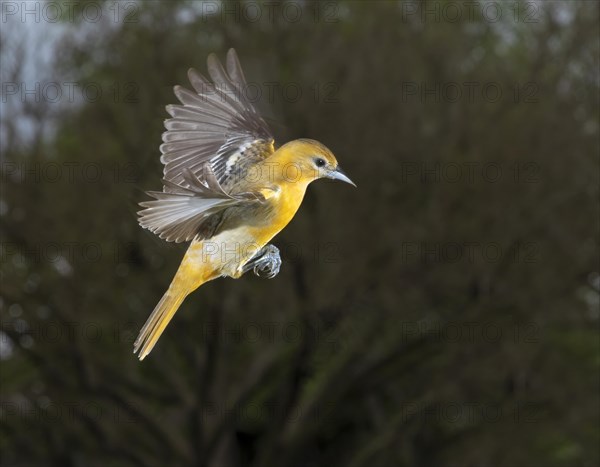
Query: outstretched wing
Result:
<box><xmin>161</xmin><ymin>48</ymin><xmax>274</xmax><ymax>192</ymax></box>
<box><xmin>138</xmin><ymin>165</ymin><xmax>264</xmax><ymax>243</ymax></box>
<box><xmin>138</xmin><ymin>49</ymin><xmax>273</xmax><ymax>243</ymax></box>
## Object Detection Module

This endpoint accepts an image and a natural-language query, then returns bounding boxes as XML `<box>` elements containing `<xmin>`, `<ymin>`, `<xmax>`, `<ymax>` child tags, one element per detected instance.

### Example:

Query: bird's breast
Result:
<box><xmin>184</xmin><ymin>181</ymin><xmax>308</xmax><ymax>278</ymax></box>
<box><xmin>246</xmin><ymin>182</ymin><xmax>308</xmax><ymax>243</ymax></box>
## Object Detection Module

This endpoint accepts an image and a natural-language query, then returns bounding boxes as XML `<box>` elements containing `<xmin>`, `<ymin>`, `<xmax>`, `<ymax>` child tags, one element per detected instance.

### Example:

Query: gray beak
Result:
<box><xmin>327</xmin><ymin>166</ymin><xmax>356</xmax><ymax>187</ymax></box>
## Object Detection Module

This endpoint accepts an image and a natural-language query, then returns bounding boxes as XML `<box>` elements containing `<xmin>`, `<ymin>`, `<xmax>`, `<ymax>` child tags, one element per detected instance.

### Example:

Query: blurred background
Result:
<box><xmin>1</xmin><ymin>1</ymin><xmax>598</xmax><ymax>466</ymax></box>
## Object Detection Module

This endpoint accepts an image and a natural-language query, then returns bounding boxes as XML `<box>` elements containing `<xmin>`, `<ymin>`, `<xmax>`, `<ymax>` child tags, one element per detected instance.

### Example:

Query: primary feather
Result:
<box><xmin>139</xmin><ymin>49</ymin><xmax>275</xmax><ymax>242</ymax></box>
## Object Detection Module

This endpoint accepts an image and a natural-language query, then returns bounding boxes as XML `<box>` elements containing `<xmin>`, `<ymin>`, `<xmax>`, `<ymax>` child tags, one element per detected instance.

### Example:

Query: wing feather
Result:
<box><xmin>138</xmin><ymin>165</ymin><xmax>260</xmax><ymax>243</ymax></box>
<box><xmin>139</xmin><ymin>49</ymin><xmax>273</xmax><ymax>243</ymax></box>
<box><xmin>160</xmin><ymin>49</ymin><xmax>274</xmax><ymax>190</ymax></box>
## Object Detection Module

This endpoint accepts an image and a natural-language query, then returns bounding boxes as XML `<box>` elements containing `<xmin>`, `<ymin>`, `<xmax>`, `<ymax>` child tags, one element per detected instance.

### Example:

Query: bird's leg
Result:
<box><xmin>241</xmin><ymin>244</ymin><xmax>282</xmax><ymax>279</ymax></box>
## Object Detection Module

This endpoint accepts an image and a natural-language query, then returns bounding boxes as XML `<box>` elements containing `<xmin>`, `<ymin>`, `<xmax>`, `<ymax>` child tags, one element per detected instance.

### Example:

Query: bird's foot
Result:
<box><xmin>242</xmin><ymin>244</ymin><xmax>282</xmax><ymax>279</ymax></box>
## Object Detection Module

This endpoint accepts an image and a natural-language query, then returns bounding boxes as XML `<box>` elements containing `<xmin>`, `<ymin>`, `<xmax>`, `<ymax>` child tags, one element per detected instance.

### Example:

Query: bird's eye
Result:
<box><xmin>314</xmin><ymin>158</ymin><xmax>326</xmax><ymax>168</ymax></box>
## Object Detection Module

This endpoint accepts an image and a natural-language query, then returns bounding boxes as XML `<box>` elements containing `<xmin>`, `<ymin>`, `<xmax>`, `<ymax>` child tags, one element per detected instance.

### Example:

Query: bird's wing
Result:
<box><xmin>138</xmin><ymin>49</ymin><xmax>273</xmax><ymax>243</ymax></box>
<box><xmin>138</xmin><ymin>166</ymin><xmax>264</xmax><ymax>243</ymax></box>
<box><xmin>161</xmin><ymin>48</ymin><xmax>274</xmax><ymax>192</ymax></box>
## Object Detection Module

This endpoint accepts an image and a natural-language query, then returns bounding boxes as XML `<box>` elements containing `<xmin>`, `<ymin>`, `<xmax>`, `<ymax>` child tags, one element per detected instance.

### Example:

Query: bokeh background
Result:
<box><xmin>1</xmin><ymin>1</ymin><xmax>599</xmax><ymax>466</ymax></box>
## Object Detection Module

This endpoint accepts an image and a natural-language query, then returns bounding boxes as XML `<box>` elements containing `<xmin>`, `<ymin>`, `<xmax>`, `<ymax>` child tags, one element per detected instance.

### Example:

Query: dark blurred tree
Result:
<box><xmin>1</xmin><ymin>1</ymin><xmax>598</xmax><ymax>466</ymax></box>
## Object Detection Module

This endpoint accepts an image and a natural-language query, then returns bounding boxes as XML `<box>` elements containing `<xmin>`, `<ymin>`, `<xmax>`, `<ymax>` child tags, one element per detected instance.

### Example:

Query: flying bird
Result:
<box><xmin>134</xmin><ymin>49</ymin><xmax>355</xmax><ymax>360</ymax></box>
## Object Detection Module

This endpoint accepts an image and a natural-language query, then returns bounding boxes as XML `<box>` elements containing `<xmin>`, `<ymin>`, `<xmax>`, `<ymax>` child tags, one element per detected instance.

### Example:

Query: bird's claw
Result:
<box><xmin>244</xmin><ymin>244</ymin><xmax>281</xmax><ymax>279</ymax></box>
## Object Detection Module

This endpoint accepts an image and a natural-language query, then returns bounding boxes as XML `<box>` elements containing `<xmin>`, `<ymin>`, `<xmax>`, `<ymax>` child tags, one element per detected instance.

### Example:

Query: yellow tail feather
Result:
<box><xmin>134</xmin><ymin>239</ymin><xmax>221</xmax><ymax>360</ymax></box>
<box><xmin>134</xmin><ymin>287</ymin><xmax>189</xmax><ymax>360</ymax></box>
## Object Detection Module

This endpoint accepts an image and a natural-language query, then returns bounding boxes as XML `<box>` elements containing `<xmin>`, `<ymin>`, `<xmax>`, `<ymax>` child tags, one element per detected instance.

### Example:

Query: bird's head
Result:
<box><xmin>275</xmin><ymin>139</ymin><xmax>356</xmax><ymax>187</ymax></box>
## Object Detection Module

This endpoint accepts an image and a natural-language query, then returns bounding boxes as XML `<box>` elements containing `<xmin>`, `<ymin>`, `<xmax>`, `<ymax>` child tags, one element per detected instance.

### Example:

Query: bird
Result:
<box><xmin>134</xmin><ymin>48</ymin><xmax>355</xmax><ymax>360</ymax></box>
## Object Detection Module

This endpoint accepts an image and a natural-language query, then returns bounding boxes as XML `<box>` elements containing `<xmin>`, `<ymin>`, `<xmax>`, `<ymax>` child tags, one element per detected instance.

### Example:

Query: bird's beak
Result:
<box><xmin>328</xmin><ymin>166</ymin><xmax>356</xmax><ymax>187</ymax></box>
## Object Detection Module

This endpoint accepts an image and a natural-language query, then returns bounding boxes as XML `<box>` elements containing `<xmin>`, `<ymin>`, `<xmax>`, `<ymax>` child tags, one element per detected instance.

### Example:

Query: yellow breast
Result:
<box><xmin>247</xmin><ymin>177</ymin><xmax>309</xmax><ymax>246</ymax></box>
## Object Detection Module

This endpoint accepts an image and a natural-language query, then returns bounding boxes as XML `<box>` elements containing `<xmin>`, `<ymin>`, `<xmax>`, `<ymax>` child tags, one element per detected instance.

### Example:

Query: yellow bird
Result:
<box><xmin>134</xmin><ymin>49</ymin><xmax>355</xmax><ymax>360</ymax></box>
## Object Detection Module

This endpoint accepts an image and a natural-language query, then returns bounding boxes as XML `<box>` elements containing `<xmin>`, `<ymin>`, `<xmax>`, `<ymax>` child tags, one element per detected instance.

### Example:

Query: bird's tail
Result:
<box><xmin>133</xmin><ymin>285</ymin><xmax>189</xmax><ymax>360</ymax></box>
<box><xmin>133</xmin><ymin>238</ymin><xmax>221</xmax><ymax>360</ymax></box>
